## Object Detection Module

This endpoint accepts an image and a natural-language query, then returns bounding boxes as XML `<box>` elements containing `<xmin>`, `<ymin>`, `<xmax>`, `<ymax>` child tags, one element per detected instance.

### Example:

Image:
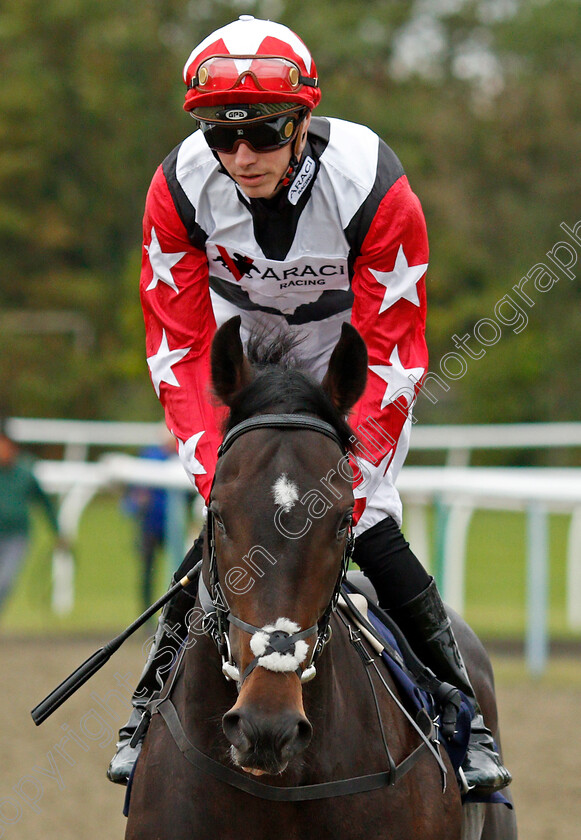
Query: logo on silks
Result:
<box><xmin>288</xmin><ymin>156</ymin><xmax>316</xmax><ymax>206</ymax></box>
<box><xmin>209</xmin><ymin>245</ymin><xmax>350</xmax><ymax>312</ymax></box>
<box><xmin>215</xmin><ymin>246</ymin><xmax>258</xmax><ymax>282</ymax></box>
<box><xmin>212</xmin><ymin>246</ymin><xmax>348</xmax><ymax>289</ymax></box>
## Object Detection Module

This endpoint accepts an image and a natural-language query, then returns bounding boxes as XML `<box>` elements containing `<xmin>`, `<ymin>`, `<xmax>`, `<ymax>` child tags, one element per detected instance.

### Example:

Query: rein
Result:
<box><xmin>150</xmin><ymin>412</ymin><xmax>447</xmax><ymax>800</ymax></box>
<box><xmin>154</xmin><ymin>688</ymin><xmax>437</xmax><ymax>800</ymax></box>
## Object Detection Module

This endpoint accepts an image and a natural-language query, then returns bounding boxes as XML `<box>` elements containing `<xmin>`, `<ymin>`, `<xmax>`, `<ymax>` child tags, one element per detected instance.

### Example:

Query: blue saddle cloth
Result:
<box><xmin>360</xmin><ymin>602</ymin><xmax>511</xmax><ymax>807</ymax></box>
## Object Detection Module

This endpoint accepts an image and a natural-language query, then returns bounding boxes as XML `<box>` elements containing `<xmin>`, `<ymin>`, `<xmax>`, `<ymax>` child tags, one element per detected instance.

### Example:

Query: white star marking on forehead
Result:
<box><xmin>273</xmin><ymin>473</ymin><xmax>299</xmax><ymax>512</ymax></box>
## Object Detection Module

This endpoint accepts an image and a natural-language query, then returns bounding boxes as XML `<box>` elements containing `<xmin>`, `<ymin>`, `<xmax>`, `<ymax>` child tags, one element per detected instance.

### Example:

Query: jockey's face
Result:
<box><xmin>217</xmin><ymin>113</ymin><xmax>311</xmax><ymax>199</ymax></box>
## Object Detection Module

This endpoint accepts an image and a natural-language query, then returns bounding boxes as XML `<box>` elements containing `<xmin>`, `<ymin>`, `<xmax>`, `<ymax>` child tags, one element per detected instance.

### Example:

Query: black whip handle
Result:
<box><xmin>30</xmin><ymin>565</ymin><xmax>199</xmax><ymax>726</ymax></box>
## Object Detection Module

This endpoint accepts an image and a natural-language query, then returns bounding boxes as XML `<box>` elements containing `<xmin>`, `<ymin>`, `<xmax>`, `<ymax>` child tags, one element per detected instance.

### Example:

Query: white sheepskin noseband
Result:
<box><xmin>250</xmin><ymin>618</ymin><xmax>309</xmax><ymax>673</ymax></box>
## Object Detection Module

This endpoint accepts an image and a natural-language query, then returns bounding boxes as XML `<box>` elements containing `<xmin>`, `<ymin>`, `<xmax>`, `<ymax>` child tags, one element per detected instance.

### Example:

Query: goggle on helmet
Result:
<box><xmin>183</xmin><ymin>16</ymin><xmax>321</xmax><ymax>114</ymax></box>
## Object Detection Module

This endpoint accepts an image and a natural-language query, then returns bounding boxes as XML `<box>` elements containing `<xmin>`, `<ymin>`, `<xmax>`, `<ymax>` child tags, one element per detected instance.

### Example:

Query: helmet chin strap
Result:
<box><xmin>275</xmin><ymin>112</ymin><xmax>309</xmax><ymax>194</ymax></box>
<box><xmin>277</xmin><ymin>151</ymin><xmax>299</xmax><ymax>191</ymax></box>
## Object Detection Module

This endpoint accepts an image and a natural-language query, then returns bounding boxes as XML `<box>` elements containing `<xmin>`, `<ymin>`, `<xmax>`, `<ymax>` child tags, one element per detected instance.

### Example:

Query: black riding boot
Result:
<box><xmin>391</xmin><ymin>579</ymin><xmax>512</xmax><ymax>796</ymax></box>
<box><xmin>106</xmin><ymin>540</ymin><xmax>202</xmax><ymax>785</ymax></box>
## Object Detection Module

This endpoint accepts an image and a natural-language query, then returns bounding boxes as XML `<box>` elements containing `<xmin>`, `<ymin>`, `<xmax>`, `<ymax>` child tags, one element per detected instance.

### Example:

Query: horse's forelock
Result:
<box><xmin>221</xmin><ymin>328</ymin><xmax>356</xmax><ymax>453</ymax></box>
<box><xmin>245</xmin><ymin>326</ymin><xmax>304</xmax><ymax>370</ymax></box>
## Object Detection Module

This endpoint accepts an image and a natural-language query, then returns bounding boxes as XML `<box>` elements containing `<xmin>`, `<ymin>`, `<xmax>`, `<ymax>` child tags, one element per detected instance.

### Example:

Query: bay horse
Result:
<box><xmin>125</xmin><ymin>317</ymin><xmax>516</xmax><ymax>840</ymax></box>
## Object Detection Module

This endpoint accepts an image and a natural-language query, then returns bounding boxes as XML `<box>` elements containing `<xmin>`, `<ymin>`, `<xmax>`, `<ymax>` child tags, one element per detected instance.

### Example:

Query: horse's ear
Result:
<box><xmin>211</xmin><ymin>316</ymin><xmax>254</xmax><ymax>407</ymax></box>
<box><xmin>321</xmin><ymin>323</ymin><xmax>368</xmax><ymax>415</ymax></box>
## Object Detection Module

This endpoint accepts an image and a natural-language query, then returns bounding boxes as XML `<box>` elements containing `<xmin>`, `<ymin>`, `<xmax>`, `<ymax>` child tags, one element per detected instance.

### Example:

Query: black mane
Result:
<box><xmin>221</xmin><ymin>327</ymin><xmax>356</xmax><ymax>452</ymax></box>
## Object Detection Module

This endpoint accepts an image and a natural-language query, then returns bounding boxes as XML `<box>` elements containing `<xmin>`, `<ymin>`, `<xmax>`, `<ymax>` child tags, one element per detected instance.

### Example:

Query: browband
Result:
<box><xmin>218</xmin><ymin>413</ymin><xmax>346</xmax><ymax>458</ymax></box>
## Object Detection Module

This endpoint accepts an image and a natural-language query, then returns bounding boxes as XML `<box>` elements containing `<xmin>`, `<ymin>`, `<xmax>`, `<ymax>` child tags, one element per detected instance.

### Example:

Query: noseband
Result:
<box><xmin>201</xmin><ymin>413</ymin><xmax>354</xmax><ymax>687</ymax></box>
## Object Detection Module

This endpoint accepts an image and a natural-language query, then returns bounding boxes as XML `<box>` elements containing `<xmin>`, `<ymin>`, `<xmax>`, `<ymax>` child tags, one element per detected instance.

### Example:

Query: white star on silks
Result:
<box><xmin>147</xmin><ymin>330</ymin><xmax>191</xmax><ymax>396</ymax></box>
<box><xmin>353</xmin><ymin>449</ymin><xmax>394</xmax><ymax>505</ymax></box>
<box><xmin>369</xmin><ymin>245</ymin><xmax>428</xmax><ymax>314</ymax></box>
<box><xmin>145</xmin><ymin>227</ymin><xmax>186</xmax><ymax>293</ymax></box>
<box><xmin>178</xmin><ymin>431</ymin><xmax>207</xmax><ymax>477</ymax></box>
<box><xmin>369</xmin><ymin>345</ymin><xmax>425</xmax><ymax>410</ymax></box>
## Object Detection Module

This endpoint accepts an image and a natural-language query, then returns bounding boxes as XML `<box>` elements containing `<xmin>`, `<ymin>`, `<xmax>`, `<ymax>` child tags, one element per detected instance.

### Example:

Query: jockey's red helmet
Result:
<box><xmin>183</xmin><ymin>16</ymin><xmax>321</xmax><ymax>116</ymax></box>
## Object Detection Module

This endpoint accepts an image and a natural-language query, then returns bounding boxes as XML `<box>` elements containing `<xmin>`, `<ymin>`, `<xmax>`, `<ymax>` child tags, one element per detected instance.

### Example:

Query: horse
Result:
<box><xmin>125</xmin><ymin>317</ymin><xmax>516</xmax><ymax>840</ymax></box>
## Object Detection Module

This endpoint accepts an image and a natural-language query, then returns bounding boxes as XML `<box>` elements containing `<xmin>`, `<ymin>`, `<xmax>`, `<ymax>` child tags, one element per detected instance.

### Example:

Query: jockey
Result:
<box><xmin>108</xmin><ymin>15</ymin><xmax>511</xmax><ymax>797</ymax></box>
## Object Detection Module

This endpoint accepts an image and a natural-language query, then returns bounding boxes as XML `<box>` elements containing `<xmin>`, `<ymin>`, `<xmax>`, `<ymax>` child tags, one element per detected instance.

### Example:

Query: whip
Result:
<box><xmin>30</xmin><ymin>565</ymin><xmax>200</xmax><ymax>726</ymax></box>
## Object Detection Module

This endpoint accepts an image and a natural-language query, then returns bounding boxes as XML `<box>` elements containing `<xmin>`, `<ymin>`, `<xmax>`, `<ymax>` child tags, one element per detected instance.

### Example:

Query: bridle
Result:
<box><xmin>200</xmin><ymin>413</ymin><xmax>355</xmax><ymax>687</ymax></box>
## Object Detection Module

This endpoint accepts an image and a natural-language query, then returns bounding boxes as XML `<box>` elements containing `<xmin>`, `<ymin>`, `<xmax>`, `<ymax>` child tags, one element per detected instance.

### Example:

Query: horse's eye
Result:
<box><xmin>210</xmin><ymin>506</ymin><xmax>226</xmax><ymax>535</ymax></box>
<box><xmin>337</xmin><ymin>511</ymin><xmax>353</xmax><ymax>539</ymax></box>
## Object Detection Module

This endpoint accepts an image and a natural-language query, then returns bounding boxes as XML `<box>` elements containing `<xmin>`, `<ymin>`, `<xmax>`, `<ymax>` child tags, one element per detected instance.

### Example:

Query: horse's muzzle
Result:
<box><xmin>223</xmin><ymin>705</ymin><xmax>313</xmax><ymax>775</ymax></box>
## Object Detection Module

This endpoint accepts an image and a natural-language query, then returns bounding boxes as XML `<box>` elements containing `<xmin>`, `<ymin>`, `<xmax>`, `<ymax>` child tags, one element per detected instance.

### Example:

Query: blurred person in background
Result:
<box><xmin>107</xmin><ymin>15</ymin><xmax>511</xmax><ymax>798</ymax></box>
<box><xmin>0</xmin><ymin>419</ymin><xmax>63</xmax><ymax>615</ymax></box>
<box><xmin>122</xmin><ymin>429</ymin><xmax>176</xmax><ymax>613</ymax></box>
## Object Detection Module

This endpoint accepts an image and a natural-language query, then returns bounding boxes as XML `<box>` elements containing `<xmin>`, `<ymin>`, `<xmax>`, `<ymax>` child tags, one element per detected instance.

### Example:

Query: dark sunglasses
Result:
<box><xmin>198</xmin><ymin>112</ymin><xmax>302</xmax><ymax>153</ymax></box>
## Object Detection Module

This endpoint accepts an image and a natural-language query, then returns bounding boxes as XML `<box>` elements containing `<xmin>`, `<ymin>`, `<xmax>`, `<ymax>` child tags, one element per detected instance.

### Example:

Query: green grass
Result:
<box><xmin>1</xmin><ymin>496</ymin><xmax>578</xmax><ymax>642</ymax></box>
<box><xmin>1</xmin><ymin>493</ymin><xmax>179</xmax><ymax>635</ymax></box>
<box><xmin>463</xmin><ymin>509</ymin><xmax>572</xmax><ymax>639</ymax></box>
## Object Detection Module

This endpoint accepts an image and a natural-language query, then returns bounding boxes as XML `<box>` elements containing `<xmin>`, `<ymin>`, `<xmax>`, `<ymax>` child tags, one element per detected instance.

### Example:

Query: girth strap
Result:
<box><xmin>155</xmin><ymin>695</ymin><xmax>431</xmax><ymax>801</ymax></box>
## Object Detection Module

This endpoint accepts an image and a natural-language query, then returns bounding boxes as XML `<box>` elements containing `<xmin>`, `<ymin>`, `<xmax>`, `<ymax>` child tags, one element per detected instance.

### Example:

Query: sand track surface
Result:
<box><xmin>1</xmin><ymin>637</ymin><xmax>578</xmax><ymax>839</ymax></box>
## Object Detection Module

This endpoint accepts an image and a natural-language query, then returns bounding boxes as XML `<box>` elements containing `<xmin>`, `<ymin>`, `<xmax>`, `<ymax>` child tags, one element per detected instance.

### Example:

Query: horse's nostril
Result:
<box><xmin>296</xmin><ymin>717</ymin><xmax>313</xmax><ymax>750</ymax></box>
<box><xmin>223</xmin><ymin>707</ymin><xmax>313</xmax><ymax>765</ymax></box>
<box><xmin>279</xmin><ymin>716</ymin><xmax>312</xmax><ymax>760</ymax></box>
<box><xmin>222</xmin><ymin>710</ymin><xmax>253</xmax><ymax>752</ymax></box>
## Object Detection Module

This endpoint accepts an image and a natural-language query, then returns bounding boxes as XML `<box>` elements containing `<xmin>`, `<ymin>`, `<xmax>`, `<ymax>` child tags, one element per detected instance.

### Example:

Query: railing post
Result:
<box><xmin>433</xmin><ymin>496</ymin><xmax>448</xmax><ymax>590</ymax></box>
<box><xmin>441</xmin><ymin>502</ymin><xmax>474</xmax><ymax>614</ymax></box>
<box><xmin>404</xmin><ymin>501</ymin><xmax>431</xmax><ymax>574</ymax></box>
<box><xmin>52</xmin><ymin>482</ymin><xmax>101</xmax><ymax>614</ymax></box>
<box><xmin>526</xmin><ymin>502</ymin><xmax>549</xmax><ymax>676</ymax></box>
<box><xmin>566</xmin><ymin>507</ymin><xmax>581</xmax><ymax>630</ymax></box>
